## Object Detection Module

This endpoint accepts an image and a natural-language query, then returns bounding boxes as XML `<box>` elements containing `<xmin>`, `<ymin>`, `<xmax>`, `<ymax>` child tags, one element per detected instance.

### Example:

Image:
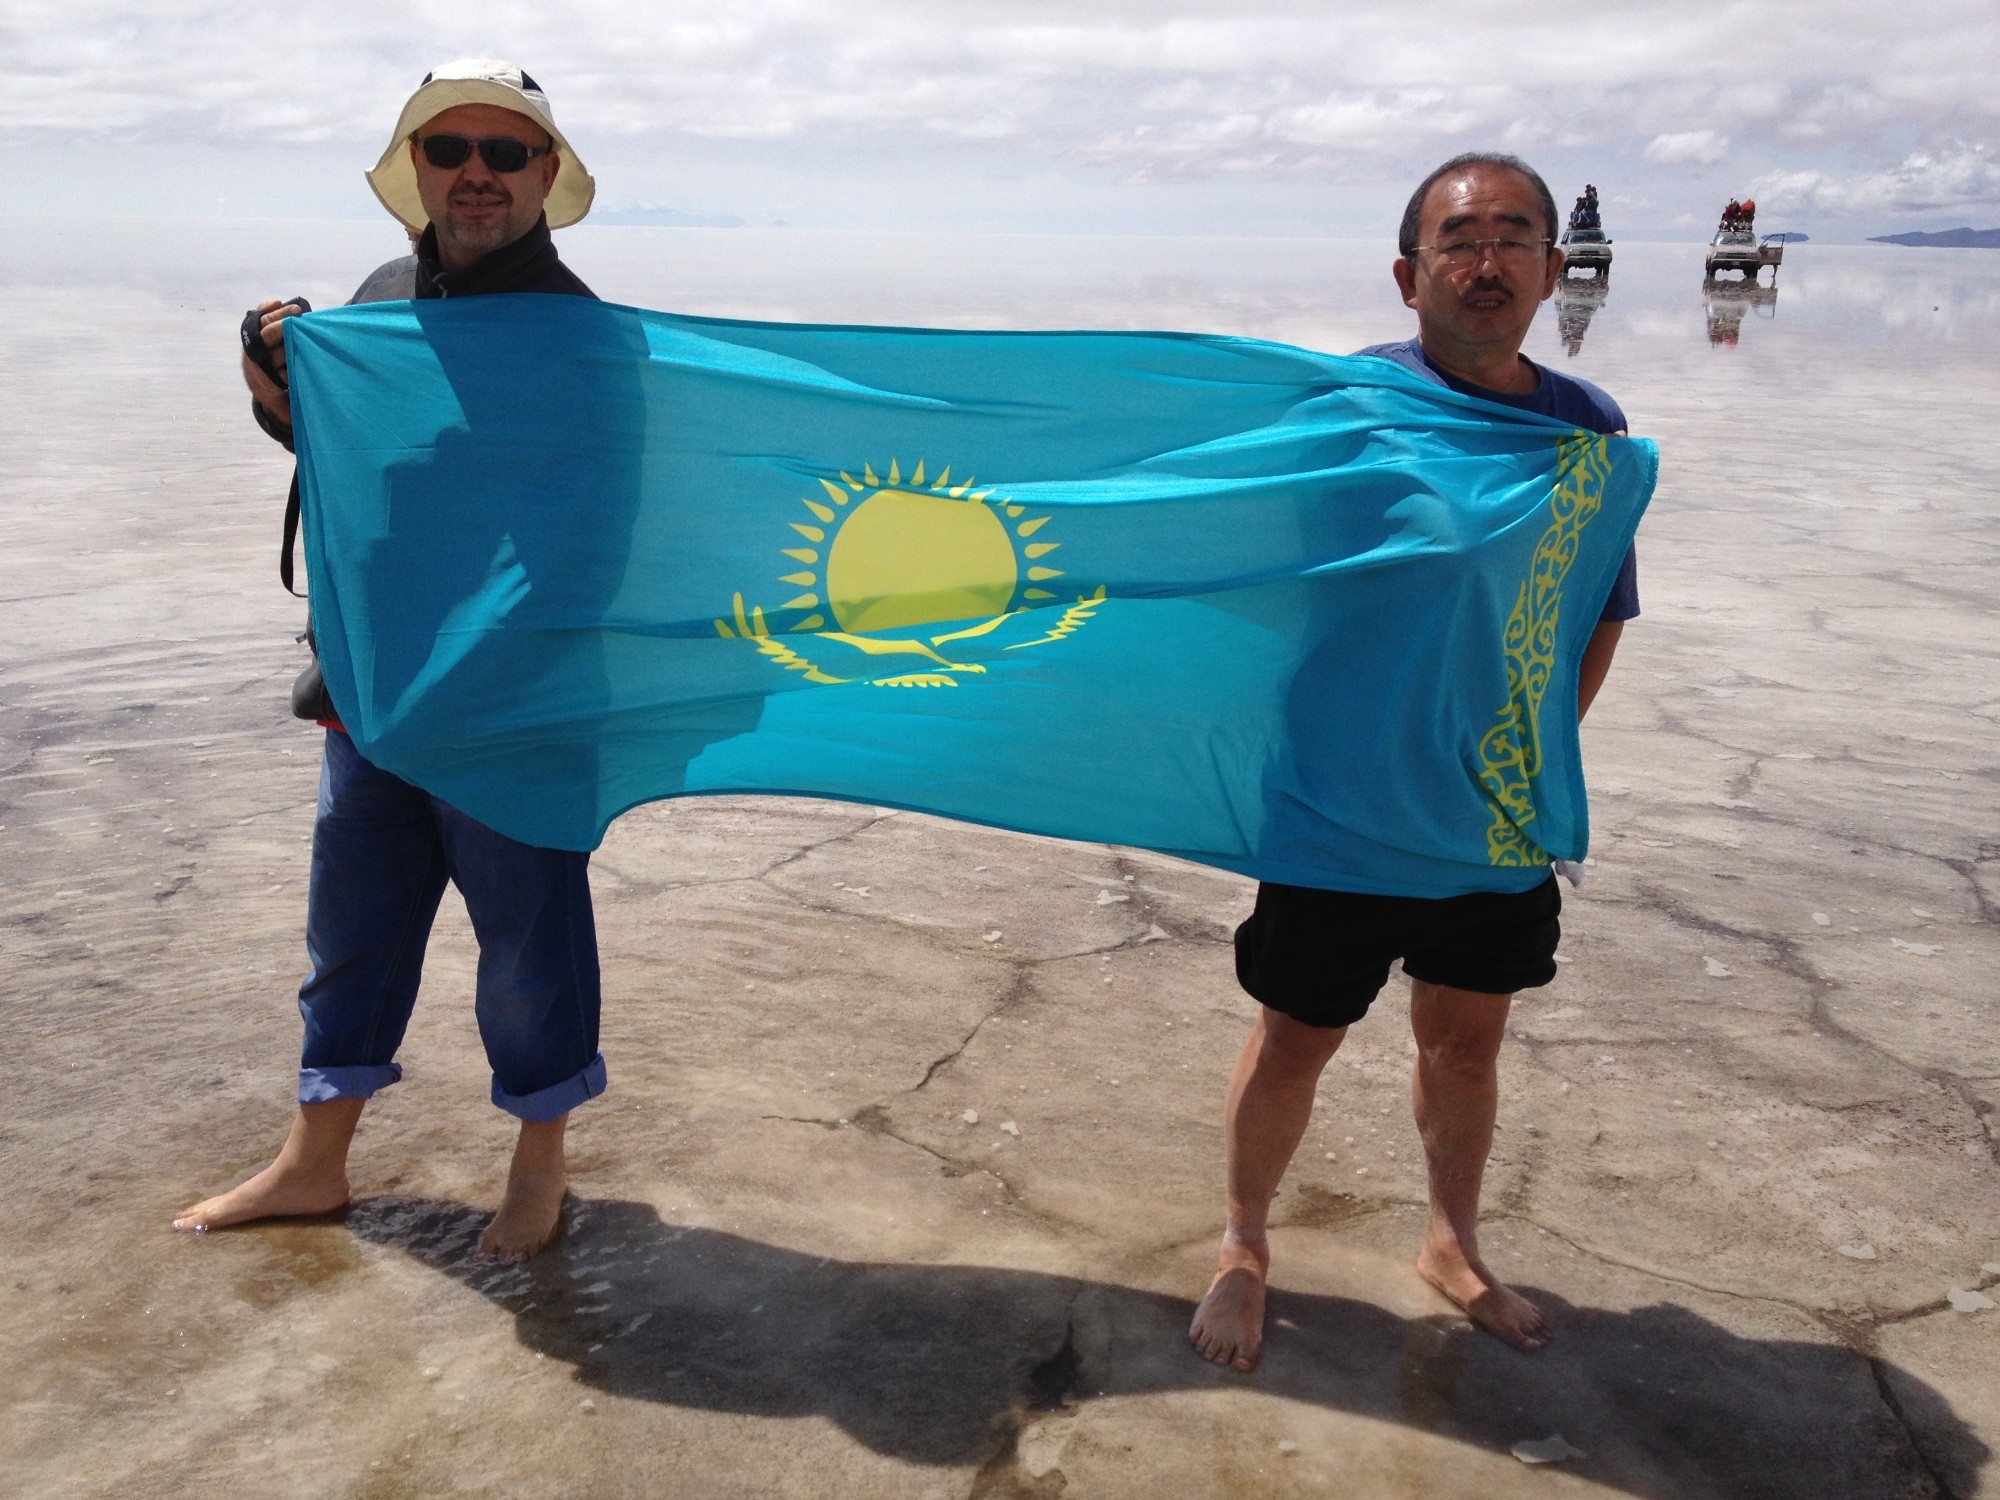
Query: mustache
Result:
<box><xmin>1460</xmin><ymin>277</ymin><xmax>1514</xmax><ymax>302</ymax></box>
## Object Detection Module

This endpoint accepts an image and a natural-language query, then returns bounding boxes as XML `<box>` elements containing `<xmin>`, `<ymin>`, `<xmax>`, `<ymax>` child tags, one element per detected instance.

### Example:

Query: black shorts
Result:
<box><xmin>1233</xmin><ymin>875</ymin><xmax>1562</xmax><ymax>1029</ymax></box>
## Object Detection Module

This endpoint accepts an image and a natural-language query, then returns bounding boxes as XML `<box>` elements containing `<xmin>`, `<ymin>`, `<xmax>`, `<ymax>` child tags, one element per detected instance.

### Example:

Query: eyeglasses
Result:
<box><xmin>1411</xmin><ymin>237</ymin><xmax>1551</xmax><ymax>268</ymax></box>
<box><xmin>416</xmin><ymin>134</ymin><xmax>553</xmax><ymax>173</ymax></box>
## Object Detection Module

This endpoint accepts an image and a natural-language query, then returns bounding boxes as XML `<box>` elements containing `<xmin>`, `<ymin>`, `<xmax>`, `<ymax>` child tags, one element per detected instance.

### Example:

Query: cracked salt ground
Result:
<box><xmin>6</xmin><ymin>227</ymin><xmax>1999</xmax><ymax>1497</ymax></box>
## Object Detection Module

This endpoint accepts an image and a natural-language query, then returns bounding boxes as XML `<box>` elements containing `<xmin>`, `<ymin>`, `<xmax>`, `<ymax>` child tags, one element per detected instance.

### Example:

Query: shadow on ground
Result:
<box><xmin>347</xmin><ymin>1196</ymin><xmax>1983</xmax><ymax>1499</ymax></box>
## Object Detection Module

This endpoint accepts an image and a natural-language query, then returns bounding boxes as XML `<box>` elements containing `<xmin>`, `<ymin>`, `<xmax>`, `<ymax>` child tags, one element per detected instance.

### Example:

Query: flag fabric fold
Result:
<box><xmin>286</xmin><ymin>296</ymin><xmax>1654</xmax><ymax>896</ymax></box>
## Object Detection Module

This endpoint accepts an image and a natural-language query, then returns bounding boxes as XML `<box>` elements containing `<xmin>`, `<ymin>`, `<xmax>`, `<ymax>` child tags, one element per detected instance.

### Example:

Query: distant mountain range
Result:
<box><xmin>1867</xmin><ymin>227</ymin><xmax>2000</xmax><ymax>248</ymax></box>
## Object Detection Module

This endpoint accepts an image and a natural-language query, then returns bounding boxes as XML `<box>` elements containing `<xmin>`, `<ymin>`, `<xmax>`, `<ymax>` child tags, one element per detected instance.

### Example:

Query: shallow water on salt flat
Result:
<box><xmin>1</xmin><ymin>217</ymin><xmax>1996</xmax><ymax>1500</ymax></box>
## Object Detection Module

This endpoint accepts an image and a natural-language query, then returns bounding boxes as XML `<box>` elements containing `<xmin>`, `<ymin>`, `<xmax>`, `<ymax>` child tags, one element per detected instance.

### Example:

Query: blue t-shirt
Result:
<box><xmin>1356</xmin><ymin>339</ymin><xmax>1640</xmax><ymax>621</ymax></box>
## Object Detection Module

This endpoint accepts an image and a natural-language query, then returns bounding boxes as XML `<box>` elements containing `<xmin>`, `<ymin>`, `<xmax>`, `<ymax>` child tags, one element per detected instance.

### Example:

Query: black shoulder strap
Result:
<box><xmin>280</xmin><ymin>470</ymin><xmax>304</xmax><ymax>597</ymax></box>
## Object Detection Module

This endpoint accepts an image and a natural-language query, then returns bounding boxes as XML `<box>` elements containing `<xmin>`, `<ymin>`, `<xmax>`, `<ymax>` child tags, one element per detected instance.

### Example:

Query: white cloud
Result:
<box><xmin>7</xmin><ymin>3</ymin><xmax>1994</xmax><ymax>152</ymax></box>
<box><xmin>7</xmin><ymin>1</ymin><xmax>1999</xmax><ymax>230</ymax></box>
<box><xmin>1644</xmin><ymin>130</ymin><xmax>1729</xmax><ymax>166</ymax></box>
<box><xmin>1751</xmin><ymin>143</ymin><xmax>2000</xmax><ymax>215</ymax></box>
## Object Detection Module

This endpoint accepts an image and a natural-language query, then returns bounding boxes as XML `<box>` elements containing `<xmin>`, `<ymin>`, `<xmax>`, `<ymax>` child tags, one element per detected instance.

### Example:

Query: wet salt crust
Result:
<box><xmin>3</xmin><ymin>218</ymin><xmax>1997</xmax><ymax>1499</ymax></box>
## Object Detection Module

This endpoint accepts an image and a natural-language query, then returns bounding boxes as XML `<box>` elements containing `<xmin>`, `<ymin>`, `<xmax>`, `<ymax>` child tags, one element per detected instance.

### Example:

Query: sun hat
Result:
<box><xmin>365</xmin><ymin>59</ymin><xmax>595</xmax><ymax>232</ymax></box>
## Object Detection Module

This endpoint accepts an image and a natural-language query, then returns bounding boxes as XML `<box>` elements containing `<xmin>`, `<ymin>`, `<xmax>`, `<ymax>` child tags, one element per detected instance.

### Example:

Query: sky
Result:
<box><xmin>8</xmin><ymin>0</ymin><xmax>1998</xmax><ymax>240</ymax></box>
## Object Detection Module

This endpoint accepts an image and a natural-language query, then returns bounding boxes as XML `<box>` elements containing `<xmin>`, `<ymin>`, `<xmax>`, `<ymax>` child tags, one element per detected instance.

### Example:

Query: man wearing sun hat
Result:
<box><xmin>176</xmin><ymin>61</ymin><xmax>606</xmax><ymax>1264</ymax></box>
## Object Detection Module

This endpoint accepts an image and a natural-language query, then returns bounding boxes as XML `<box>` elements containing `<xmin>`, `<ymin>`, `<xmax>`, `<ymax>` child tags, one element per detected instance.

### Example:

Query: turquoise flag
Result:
<box><xmin>286</xmin><ymin>297</ymin><xmax>1654</xmax><ymax>897</ymax></box>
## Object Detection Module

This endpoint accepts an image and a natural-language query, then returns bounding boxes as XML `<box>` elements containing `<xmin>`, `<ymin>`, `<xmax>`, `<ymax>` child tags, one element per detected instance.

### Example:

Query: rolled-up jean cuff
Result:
<box><xmin>493</xmin><ymin>1053</ymin><xmax>607</xmax><ymax>1122</ymax></box>
<box><xmin>299</xmin><ymin>1063</ymin><xmax>403</xmax><ymax>1104</ymax></box>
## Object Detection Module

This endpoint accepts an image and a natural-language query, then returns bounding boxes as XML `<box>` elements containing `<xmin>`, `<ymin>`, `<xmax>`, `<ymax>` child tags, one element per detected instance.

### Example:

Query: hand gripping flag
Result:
<box><xmin>286</xmin><ymin>297</ymin><xmax>1655</xmax><ymax>897</ymax></box>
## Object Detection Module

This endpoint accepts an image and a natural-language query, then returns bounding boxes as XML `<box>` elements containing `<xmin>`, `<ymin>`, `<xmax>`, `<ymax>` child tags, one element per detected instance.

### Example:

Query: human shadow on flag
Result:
<box><xmin>355</xmin><ymin>298</ymin><xmax>764</xmax><ymax>847</ymax></box>
<box><xmin>349</xmin><ymin>1195</ymin><xmax>1984</xmax><ymax>1498</ymax></box>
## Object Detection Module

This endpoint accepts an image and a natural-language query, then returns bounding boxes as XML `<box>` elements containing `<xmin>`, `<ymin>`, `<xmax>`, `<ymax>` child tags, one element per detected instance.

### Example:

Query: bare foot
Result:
<box><xmin>477</xmin><ymin>1177</ymin><xmax>567</xmax><ymax>1263</ymax></box>
<box><xmin>173</xmin><ymin>1100</ymin><xmax>362</xmax><ymax>1233</ymax></box>
<box><xmin>1190</xmin><ymin>1229</ymin><xmax>1270</xmax><ymax>1371</ymax></box>
<box><xmin>173</xmin><ymin>1160</ymin><xmax>350</xmax><ymax>1232</ymax></box>
<box><xmin>1416</xmin><ymin>1238</ymin><xmax>1550</xmax><ymax>1351</ymax></box>
<box><xmin>478</xmin><ymin>1115</ymin><xmax>569</xmax><ymax>1264</ymax></box>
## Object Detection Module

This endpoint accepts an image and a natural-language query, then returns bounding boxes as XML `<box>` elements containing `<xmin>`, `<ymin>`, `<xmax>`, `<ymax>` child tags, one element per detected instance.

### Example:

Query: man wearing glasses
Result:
<box><xmin>176</xmin><ymin>61</ymin><xmax>606</xmax><ymax>1264</ymax></box>
<box><xmin>1191</xmin><ymin>153</ymin><xmax>1639</xmax><ymax>1368</ymax></box>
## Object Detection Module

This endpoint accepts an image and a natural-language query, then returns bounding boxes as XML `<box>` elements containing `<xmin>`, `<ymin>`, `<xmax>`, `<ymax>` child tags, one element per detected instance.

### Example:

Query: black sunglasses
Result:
<box><xmin>416</xmin><ymin>134</ymin><xmax>553</xmax><ymax>173</ymax></box>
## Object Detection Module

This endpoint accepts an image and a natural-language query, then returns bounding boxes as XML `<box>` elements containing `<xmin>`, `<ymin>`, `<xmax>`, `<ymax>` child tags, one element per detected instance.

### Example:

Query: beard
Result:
<box><xmin>438</xmin><ymin>191</ymin><xmax>522</xmax><ymax>255</ymax></box>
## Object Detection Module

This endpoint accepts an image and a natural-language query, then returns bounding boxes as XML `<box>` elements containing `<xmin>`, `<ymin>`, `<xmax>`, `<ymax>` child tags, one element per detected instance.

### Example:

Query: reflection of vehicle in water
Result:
<box><xmin>1554</xmin><ymin>276</ymin><xmax>1610</xmax><ymax>355</ymax></box>
<box><xmin>1703</xmin><ymin>279</ymin><xmax>1778</xmax><ymax>346</ymax></box>
<box><xmin>1560</xmin><ymin>183</ymin><xmax>1612</xmax><ymax>278</ymax></box>
<box><xmin>1705</xmin><ymin>197</ymin><xmax>1783</xmax><ymax>282</ymax></box>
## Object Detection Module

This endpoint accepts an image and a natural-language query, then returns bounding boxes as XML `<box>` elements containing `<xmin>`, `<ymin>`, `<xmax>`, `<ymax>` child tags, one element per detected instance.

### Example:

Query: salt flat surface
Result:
<box><xmin>2</xmin><ymin>219</ymin><xmax>1996</xmax><ymax>1498</ymax></box>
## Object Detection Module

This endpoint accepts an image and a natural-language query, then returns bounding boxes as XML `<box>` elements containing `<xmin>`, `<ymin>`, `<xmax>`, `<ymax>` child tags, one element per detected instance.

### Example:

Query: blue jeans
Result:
<box><xmin>297</xmin><ymin>730</ymin><xmax>606</xmax><ymax>1121</ymax></box>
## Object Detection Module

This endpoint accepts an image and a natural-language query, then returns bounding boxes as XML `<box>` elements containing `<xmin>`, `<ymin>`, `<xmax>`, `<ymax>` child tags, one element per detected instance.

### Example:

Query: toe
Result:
<box><xmin>1507</xmin><ymin>1315</ymin><xmax>1550</xmax><ymax>1352</ymax></box>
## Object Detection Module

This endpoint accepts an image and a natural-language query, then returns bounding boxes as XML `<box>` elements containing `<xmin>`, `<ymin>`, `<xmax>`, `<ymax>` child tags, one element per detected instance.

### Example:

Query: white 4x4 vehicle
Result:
<box><xmin>1559</xmin><ymin>225</ymin><xmax>1613</xmax><ymax>278</ymax></box>
<box><xmin>1705</xmin><ymin>228</ymin><xmax>1782</xmax><ymax>283</ymax></box>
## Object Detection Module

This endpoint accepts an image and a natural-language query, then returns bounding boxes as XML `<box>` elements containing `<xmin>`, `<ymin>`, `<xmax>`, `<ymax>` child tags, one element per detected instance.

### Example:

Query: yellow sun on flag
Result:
<box><xmin>716</xmin><ymin>457</ymin><xmax>1104</xmax><ymax>688</ymax></box>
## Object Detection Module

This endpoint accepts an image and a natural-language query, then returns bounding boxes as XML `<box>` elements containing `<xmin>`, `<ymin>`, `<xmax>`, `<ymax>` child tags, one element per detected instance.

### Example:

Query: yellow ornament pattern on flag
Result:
<box><xmin>1480</xmin><ymin>433</ymin><xmax>1611</xmax><ymax>865</ymax></box>
<box><xmin>716</xmin><ymin>458</ymin><xmax>1105</xmax><ymax>688</ymax></box>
